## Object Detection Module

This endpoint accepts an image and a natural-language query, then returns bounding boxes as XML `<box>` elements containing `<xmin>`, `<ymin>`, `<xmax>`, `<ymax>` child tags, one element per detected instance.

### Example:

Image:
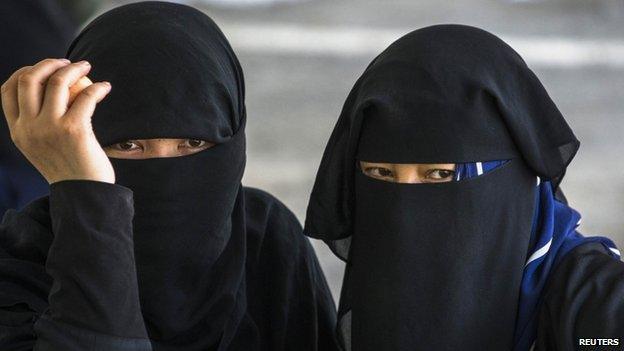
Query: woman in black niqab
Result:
<box><xmin>69</xmin><ymin>3</ymin><xmax>249</xmax><ymax>347</ymax></box>
<box><xmin>0</xmin><ymin>2</ymin><xmax>337</xmax><ymax>350</ymax></box>
<box><xmin>304</xmin><ymin>24</ymin><xmax>624</xmax><ymax>350</ymax></box>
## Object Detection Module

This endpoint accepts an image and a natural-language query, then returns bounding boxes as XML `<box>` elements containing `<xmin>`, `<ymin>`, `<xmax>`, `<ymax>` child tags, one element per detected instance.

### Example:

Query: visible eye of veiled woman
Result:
<box><xmin>363</xmin><ymin>166</ymin><xmax>395</xmax><ymax>180</ymax></box>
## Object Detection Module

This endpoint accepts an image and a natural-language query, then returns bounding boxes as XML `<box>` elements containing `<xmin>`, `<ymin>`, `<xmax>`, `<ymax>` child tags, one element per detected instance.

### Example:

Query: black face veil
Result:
<box><xmin>66</xmin><ymin>2</ymin><xmax>252</xmax><ymax>349</ymax></box>
<box><xmin>304</xmin><ymin>24</ymin><xmax>579</xmax><ymax>350</ymax></box>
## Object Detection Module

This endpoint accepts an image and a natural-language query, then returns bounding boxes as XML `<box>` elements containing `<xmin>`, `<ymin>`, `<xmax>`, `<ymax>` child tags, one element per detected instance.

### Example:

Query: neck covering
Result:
<box><xmin>66</xmin><ymin>2</ymin><xmax>253</xmax><ymax>349</ymax></box>
<box><xmin>304</xmin><ymin>24</ymin><xmax>588</xmax><ymax>350</ymax></box>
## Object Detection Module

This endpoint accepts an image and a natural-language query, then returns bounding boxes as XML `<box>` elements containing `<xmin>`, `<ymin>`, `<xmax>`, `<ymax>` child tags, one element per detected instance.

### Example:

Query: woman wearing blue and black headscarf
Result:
<box><xmin>304</xmin><ymin>24</ymin><xmax>624</xmax><ymax>350</ymax></box>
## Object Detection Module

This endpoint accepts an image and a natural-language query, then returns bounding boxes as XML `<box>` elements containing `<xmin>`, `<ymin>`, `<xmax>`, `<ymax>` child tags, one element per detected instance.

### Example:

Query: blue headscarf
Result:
<box><xmin>456</xmin><ymin>160</ymin><xmax>621</xmax><ymax>351</ymax></box>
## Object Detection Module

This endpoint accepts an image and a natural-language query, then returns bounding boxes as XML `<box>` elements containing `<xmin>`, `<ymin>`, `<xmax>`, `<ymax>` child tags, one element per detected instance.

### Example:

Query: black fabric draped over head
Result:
<box><xmin>304</xmin><ymin>24</ymin><xmax>579</xmax><ymax>350</ymax></box>
<box><xmin>305</xmin><ymin>24</ymin><xmax>578</xmax><ymax>249</ymax></box>
<box><xmin>66</xmin><ymin>1</ymin><xmax>244</xmax><ymax>146</ymax></box>
<box><xmin>67</xmin><ymin>2</ymin><xmax>250</xmax><ymax>349</ymax></box>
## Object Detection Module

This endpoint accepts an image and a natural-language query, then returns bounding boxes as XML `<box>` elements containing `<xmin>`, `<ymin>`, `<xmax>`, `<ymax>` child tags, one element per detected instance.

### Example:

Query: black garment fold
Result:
<box><xmin>0</xmin><ymin>183</ymin><xmax>338</xmax><ymax>350</ymax></box>
<box><xmin>45</xmin><ymin>181</ymin><xmax>147</xmax><ymax>338</ymax></box>
<box><xmin>1</xmin><ymin>181</ymin><xmax>151</xmax><ymax>350</ymax></box>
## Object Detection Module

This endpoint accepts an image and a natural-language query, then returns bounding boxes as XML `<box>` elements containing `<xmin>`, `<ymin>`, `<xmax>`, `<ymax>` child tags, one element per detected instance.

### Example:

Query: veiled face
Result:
<box><xmin>104</xmin><ymin>138</ymin><xmax>215</xmax><ymax>159</ymax></box>
<box><xmin>359</xmin><ymin>161</ymin><xmax>456</xmax><ymax>183</ymax></box>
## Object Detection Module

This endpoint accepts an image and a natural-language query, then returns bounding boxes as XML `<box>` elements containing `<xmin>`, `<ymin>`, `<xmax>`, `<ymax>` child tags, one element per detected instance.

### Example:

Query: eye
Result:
<box><xmin>182</xmin><ymin>139</ymin><xmax>207</xmax><ymax>148</ymax></box>
<box><xmin>363</xmin><ymin>167</ymin><xmax>394</xmax><ymax>180</ymax></box>
<box><xmin>425</xmin><ymin>168</ymin><xmax>456</xmax><ymax>181</ymax></box>
<box><xmin>112</xmin><ymin>140</ymin><xmax>141</xmax><ymax>152</ymax></box>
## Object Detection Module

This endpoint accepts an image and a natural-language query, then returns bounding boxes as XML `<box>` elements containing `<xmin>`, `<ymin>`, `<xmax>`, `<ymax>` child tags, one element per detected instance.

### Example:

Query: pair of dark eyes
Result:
<box><xmin>363</xmin><ymin>167</ymin><xmax>456</xmax><ymax>181</ymax></box>
<box><xmin>113</xmin><ymin>139</ymin><xmax>207</xmax><ymax>151</ymax></box>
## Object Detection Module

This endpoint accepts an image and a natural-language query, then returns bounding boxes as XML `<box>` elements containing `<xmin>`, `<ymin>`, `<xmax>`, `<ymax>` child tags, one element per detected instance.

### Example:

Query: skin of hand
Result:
<box><xmin>69</xmin><ymin>76</ymin><xmax>94</xmax><ymax>105</ymax></box>
<box><xmin>1</xmin><ymin>58</ymin><xmax>114</xmax><ymax>184</ymax></box>
<box><xmin>359</xmin><ymin>161</ymin><xmax>456</xmax><ymax>183</ymax></box>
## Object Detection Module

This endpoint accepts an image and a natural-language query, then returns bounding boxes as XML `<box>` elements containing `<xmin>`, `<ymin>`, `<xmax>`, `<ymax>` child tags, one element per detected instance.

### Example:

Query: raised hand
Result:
<box><xmin>1</xmin><ymin>58</ymin><xmax>114</xmax><ymax>184</ymax></box>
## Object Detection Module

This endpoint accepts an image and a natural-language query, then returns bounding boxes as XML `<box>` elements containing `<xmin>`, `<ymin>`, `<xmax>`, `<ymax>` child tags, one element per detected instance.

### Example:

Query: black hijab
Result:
<box><xmin>304</xmin><ymin>24</ymin><xmax>579</xmax><ymax>350</ymax></box>
<box><xmin>66</xmin><ymin>2</ymin><xmax>252</xmax><ymax>349</ymax></box>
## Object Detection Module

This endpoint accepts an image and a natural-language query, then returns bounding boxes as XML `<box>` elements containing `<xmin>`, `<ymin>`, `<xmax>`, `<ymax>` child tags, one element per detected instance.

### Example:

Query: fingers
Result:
<box><xmin>1</xmin><ymin>66</ymin><xmax>32</xmax><ymax>128</ymax></box>
<box><xmin>41</xmin><ymin>60</ymin><xmax>92</xmax><ymax>118</ymax></box>
<box><xmin>17</xmin><ymin>58</ymin><xmax>71</xmax><ymax>118</ymax></box>
<box><xmin>65</xmin><ymin>82</ymin><xmax>112</xmax><ymax>125</ymax></box>
<box><xmin>68</xmin><ymin>76</ymin><xmax>94</xmax><ymax>105</ymax></box>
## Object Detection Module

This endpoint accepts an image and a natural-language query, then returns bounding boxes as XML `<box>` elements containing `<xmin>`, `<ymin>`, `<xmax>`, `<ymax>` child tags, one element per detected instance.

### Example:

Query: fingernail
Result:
<box><xmin>79</xmin><ymin>60</ymin><xmax>91</xmax><ymax>66</ymax></box>
<box><xmin>60</xmin><ymin>58</ymin><xmax>71</xmax><ymax>64</ymax></box>
<box><xmin>103</xmin><ymin>81</ymin><xmax>112</xmax><ymax>89</ymax></box>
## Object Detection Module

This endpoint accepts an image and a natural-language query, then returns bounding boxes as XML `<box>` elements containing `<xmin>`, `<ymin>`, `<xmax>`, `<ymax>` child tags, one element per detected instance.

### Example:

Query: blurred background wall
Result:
<box><xmin>16</xmin><ymin>0</ymin><xmax>624</xmax><ymax>300</ymax></box>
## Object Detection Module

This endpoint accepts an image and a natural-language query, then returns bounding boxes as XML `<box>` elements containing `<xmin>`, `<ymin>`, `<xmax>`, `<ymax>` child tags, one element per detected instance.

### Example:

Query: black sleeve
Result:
<box><xmin>535</xmin><ymin>242</ymin><xmax>624</xmax><ymax>350</ymax></box>
<box><xmin>243</xmin><ymin>187</ymin><xmax>340</xmax><ymax>351</ymax></box>
<box><xmin>0</xmin><ymin>180</ymin><xmax>152</xmax><ymax>350</ymax></box>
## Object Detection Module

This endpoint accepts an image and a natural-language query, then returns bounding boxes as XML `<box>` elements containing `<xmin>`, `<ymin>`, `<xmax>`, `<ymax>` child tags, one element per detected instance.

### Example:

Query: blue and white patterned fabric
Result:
<box><xmin>455</xmin><ymin>160</ymin><xmax>621</xmax><ymax>351</ymax></box>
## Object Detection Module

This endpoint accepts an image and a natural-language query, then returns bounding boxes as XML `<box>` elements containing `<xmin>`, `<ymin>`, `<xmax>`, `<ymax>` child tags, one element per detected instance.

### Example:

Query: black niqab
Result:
<box><xmin>67</xmin><ymin>2</ymin><xmax>251</xmax><ymax>349</ymax></box>
<box><xmin>304</xmin><ymin>24</ymin><xmax>579</xmax><ymax>350</ymax></box>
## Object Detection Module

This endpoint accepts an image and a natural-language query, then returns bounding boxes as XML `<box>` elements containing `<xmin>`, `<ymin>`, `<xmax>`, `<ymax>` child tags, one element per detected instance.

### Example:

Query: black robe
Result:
<box><xmin>0</xmin><ymin>181</ymin><xmax>338</xmax><ymax>350</ymax></box>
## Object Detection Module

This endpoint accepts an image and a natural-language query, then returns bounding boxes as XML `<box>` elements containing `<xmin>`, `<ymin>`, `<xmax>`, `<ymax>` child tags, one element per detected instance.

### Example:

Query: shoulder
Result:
<box><xmin>243</xmin><ymin>186</ymin><xmax>297</xmax><ymax>219</ymax></box>
<box><xmin>243</xmin><ymin>186</ymin><xmax>302</xmax><ymax>232</ymax></box>
<box><xmin>242</xmin><ymin>186</ymin><xmax>310</xmax><ymax>261</ymax></box>
<box><xmin>544</xmin><ymin>242</ymin><xmax>624</xmax><ymax>301</ymax></box>
<box><xmin>538</xmin><ymin>242</ymin><xmax>624</xmax><ymax>346</ymax></box>
<box><xmin>549</xmin><ymin>242</ymin><xmax>624</xmax><ymax>285</ymax></box>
